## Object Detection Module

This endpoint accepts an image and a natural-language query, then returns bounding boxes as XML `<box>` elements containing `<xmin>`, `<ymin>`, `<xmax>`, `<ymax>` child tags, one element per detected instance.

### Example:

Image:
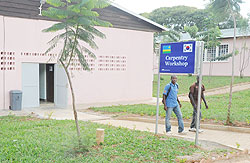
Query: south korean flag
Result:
<box><xmin>183</xmin><ymin>44</ymin><xmax>193</xmax><ymax>53</ymax></box>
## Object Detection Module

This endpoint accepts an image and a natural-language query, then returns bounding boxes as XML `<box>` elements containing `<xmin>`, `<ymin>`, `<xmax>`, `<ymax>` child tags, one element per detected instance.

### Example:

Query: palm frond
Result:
<box><xmin>77</xmin><ymin>29</ymin><xmax>98</xmax><ymax>49</ymax></box>
<box><xmin>77</xmin><ymin>17</ymin><xmax>92</xmax><ymax>26</ymax></box>
<box><xmin>91</xmin><ymin>17</ymin><xmax>112</xmax><ymax>27</ymax></box>
<box><xmin>43</xmin><ymin>22</ymin><xmax>68</xmax><ymax>32</ymax></box>
<box><xmin>46</xmin><ymin>0</ymin><xmax>66</xmax><ymax>7</ymax></box>
<box><xmin>84</xmin><ymin>26</ymin><xmax>106</xmax><ymax>38</ymax></box>
<box><xmin>75</xmin><ymin>47</ymin><xmax>90</xmax><ymax>71</ymax></box>
<box><xmin>79</xmin><ymin>45</ymin><xmax>96</xmax><ymax>59</ymax></box>
<box><xmin>42</xmin><ymin>7</ymin><xmax>68</xmax><ymax>19</ymax></box>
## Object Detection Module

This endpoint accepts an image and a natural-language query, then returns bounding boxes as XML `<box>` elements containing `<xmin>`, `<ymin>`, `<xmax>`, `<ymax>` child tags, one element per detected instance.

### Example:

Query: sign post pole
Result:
<box><xmin>195</xmin><ymin>41</ymin><xmax>204</xmax><ymax>146</ymax></box>
<box><xmin>155</xmin><ymin>52</ymin><xmax>161</xmax><ymax>134</ymax></box>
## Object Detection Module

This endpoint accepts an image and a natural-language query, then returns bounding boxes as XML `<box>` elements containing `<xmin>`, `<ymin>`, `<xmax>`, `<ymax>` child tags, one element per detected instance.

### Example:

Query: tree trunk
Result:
<box><xmin>208</xmin><ymin>60</ymin><xmax>213</xmax><ymax>83</ymax></box>
<box><xmin>60</xmin><ymin>59</ymin><xmax>81</xmax><ymax>145</ymax></box>
<box><xmin>240</xmin><ymin>71</ymin><xmax>244</xmax><ymax>78</ymax></box>
<box><xmin>226</xmin><ymin>9</ymin><xmax>236</xmax><ymax>125</ymax></box>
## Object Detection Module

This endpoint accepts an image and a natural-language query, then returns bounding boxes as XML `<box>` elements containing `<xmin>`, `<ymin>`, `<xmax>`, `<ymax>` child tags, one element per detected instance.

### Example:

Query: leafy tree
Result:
<box><xmin>154</xmin><ymin>30</ymin><xmax>180</xmax><ymax>53</ymax></box>
<box><xmin>238</xmin><ymin>16</ymin><xmax>250</xmax><ymax>78</ymax></box>
<box><xmin>42</xmin><ymin>0</ymin><xmax>112</xmax><ymax>146</ymax></box>
<box><xmin>199</xmin><ymin>26</ymin><xmax>221</xmax><ymax>78</ymax></box>
<box><xmin>183</xmin><ymin>25</ymin><xmax>221</xmax><ymax>77</ymax></box>
<box><xmin>148</xmin><ymin>6</ymin><xmax>213</xmax><ymax>32</ymax></box>
<box><xmin>217</xmin><ymin>13</ymin><xmax>243</xmax><ymax>29</ymax></box>
<box><xmin>209</xmin><ymin>0</ymin><xmax>243</xmax><ymax>125</ymax></box>
<box><xmin>199</xmin><ymin>26</ymin><xmax>221</xmax><ymax>49</ymax></box>
<box><xmin>184</xmin><ymin>25</ymin><xmax>199</xmax><ymax>39</ymax></box>
<box><xmin>140</xmin><ymin>12</ymin><xmax>150</xmax><ymax>18</ymax></box>
<box><xmin>144</xmin><ymin>5</ymin><xmax>244</xmax><ymax>32</ymax></box>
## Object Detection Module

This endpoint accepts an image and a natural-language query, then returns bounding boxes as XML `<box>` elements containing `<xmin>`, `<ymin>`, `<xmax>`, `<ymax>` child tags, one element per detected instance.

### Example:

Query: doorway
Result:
<box><xmin>39</xmin><ymin>64</ymin><xmax>54</xmax><ymax>103</ymax></box>
<box><xmin>22</xmin><ymin>63</ymin><xmax>67</xmax><ymax>108</ymax></box>
<box><xmin>46</xmin><ymin>64</ymin><xmax>54</xmax><ymax>102</ymax></box>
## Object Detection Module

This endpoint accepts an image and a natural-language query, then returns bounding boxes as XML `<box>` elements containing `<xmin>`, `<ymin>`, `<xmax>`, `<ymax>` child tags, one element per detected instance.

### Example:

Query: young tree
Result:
<box><xmin>238</xmin><ymin>16</ymin><xmax>250</xmax><ymax>78</ymax></box>
<box><xmin>199</xmin><ymin>26</ymin><xmax>221</xmax><ymax>78</ymax></box>
<box><xmin>183</xmin><ymin>25</ymin><xmax>221</xmax><ymax>78</ymax></box>
<box><xmin>209</xmin><ymin>0</ymin><xmax>242</xmax><ymax>124</ymax></box>
<box><xmin>42</xmin><ymin>0</ymin><xmax>112</xmax><ymax>145</ymax></box>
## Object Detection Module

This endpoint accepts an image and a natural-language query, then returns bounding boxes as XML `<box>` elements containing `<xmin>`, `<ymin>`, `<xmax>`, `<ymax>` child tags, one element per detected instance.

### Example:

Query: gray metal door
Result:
<box><xmin>54</xmin><ymin>64</ymin><xmax>68</xmax><ymax>108</ymax></box>
<box><xmin>22</xmin><ymin>63</ymin><xmax>39</xmax><ymax>108</ymax></box>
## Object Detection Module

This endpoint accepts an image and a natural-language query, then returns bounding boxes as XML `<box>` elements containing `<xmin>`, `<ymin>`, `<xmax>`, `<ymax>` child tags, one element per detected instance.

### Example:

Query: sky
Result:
<box><xmin>113</xmin><ymin>0</ymin><xmax>250</xmax><ymax>18</ymax></box>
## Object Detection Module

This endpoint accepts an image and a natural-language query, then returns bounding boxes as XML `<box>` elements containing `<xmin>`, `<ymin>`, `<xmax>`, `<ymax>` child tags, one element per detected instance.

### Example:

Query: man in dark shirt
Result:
<box><xmin>188</xmin><ymin>76</ymin><xmax>208</xmax><ymax>132</ymax></box>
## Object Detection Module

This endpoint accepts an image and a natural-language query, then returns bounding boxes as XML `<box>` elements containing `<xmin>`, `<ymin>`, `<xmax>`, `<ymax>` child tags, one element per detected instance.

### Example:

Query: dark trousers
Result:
<box><xmin>190</xmin><ymin>106</ymin><xmax>202</xmax><ymax>129</ymax></box>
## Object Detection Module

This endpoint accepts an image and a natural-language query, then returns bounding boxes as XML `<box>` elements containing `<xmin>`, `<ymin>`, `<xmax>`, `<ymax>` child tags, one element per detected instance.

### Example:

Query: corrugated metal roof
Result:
<box><xmin>180</xmin><ymin>28</ymin><xmax>250</xmax><ymax>41</ymax></box>
<box><xmin>220</xmin><ymin>28</ymin><xmax>250</xmax><ymax>38</ymax></box>
<box><xmin>0</xmin><ymin>0</ymin><xmax>167</xmax><ymax>32</ymax></box>
<box><xmin>180</xmin><ymin>32</ymin><xmax>193</xmax><ymax>41</ymax></box>
<box><xmin>111</xmin><ymin>2</ymin><xmax>168</xmax><ymax>32</ymax></box>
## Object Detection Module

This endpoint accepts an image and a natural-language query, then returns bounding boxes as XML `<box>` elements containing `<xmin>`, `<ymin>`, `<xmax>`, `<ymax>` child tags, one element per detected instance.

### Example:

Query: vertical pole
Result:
<box><xmin>195</xmin><ymin>42</ymin><xmax>204</xmax><ymax>146</ymax></box>
<box><xmin>155</xmin><ymin>49</ymin><xmax>161</xmax><ymax>134</ymax></box>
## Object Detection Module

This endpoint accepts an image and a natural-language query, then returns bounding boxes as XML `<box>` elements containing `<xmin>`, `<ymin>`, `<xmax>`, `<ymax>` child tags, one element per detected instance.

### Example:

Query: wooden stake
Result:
<box><xmin>96</xmin><ymin>128</ymin><xmax>104</xmax><ymax>145</ymax></box>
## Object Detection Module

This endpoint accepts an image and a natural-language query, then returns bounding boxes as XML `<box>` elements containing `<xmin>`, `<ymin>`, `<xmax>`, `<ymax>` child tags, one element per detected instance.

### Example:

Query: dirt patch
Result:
<box><xmin>19</xmin><ymin>117</ymin><xmax>41</xmax><ymax>122</ymax></box>
<box><xmin>177</xmin><ymin>150</ymin><xmax>250</xmax><ymax>163</ymax></box>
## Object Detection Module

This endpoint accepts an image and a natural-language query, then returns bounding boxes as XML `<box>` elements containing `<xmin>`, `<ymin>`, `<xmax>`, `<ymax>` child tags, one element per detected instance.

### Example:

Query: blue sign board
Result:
<box><xmin>159</xmin><ymin>41</ymin><xmax>196</xmax><ymax>74</ymax></box>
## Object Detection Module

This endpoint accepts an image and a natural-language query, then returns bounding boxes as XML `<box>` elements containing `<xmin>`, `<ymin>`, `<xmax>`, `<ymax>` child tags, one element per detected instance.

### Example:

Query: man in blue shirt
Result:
<box><xmin>162</xmin><ymin>75</ymin><xmax>186</xmax><ymax>134</ymax></box>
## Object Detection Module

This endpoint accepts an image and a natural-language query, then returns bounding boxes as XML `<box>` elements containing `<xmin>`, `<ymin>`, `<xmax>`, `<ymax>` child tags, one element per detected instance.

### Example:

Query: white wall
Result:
<box><xmin>68</xmin><ymin>27</ymin><xmax>154</xmax><ymax>105</ymax></box>
<box><xmin>0</xmin><ymin>16</ymin><xmax>154</xmax><ymax>109</ymax></box>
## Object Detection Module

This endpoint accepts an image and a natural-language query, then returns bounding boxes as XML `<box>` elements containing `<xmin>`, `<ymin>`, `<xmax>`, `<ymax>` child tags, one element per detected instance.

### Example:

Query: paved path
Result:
<box><xmin>1</xmin><ymin>82</ymin><xmax>250</xmax><ymax>153</ymax></box>
<box><xmin>93</xmin><ymin>119</ymin><xmax>250</xmax><ymax>151</ymax></box>
<box><xmin>2</xmin><ymin>106</ymin><xmax>250</xmax><ymax>151</ymax></box>
<box><xmin>0</xmin><ymin>107</ymin><xmax>111</xmax><ymax>121</ymax></box>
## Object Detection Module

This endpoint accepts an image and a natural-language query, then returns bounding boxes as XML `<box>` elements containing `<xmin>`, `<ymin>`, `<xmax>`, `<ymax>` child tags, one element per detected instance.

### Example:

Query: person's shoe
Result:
<box><xmin>189</xmin><ymin>128</ymin><xmax>196</xmax><ymax>132</ymax></box>
<box><xmin>178</xmin><ymin>131</ymin><xmax>187</xmax><ymax>135</ymax></box>
<box><xmin>198</xmin><ymin>129</ymin><xmax>204</xmax><ymax>133</ymax></box>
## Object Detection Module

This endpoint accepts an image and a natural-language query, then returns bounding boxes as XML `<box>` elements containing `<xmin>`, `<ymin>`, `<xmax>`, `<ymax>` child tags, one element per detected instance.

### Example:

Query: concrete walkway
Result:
<box><xmin>93</xmin><ymin>119</ymin><xmax>250</xmax><ymax>151</ymax></box>
<box><xmin>0</xmin><ymin>107</ymin><xmax>111</xmax><ymax>121</ymax></box>
<box><xmin>1</xmin><ymin>106</ymin><xmax>250</xmax><ymax>152</ymax></box>
<box><xmin>1</xmin><ymin>82</ymin><xmax>250</xmax><ymax>153</ymax></box>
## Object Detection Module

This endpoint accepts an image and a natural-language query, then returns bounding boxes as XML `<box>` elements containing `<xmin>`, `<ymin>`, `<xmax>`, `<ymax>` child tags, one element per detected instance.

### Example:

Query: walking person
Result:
<box><xmin>188</xmin><ymin>76</ymin><xmax>208</xmax><ymax>132</ymax></box>
<box><xmin>162</xmin><ymin>75</ymin><xmax>186</xmax><ymax>135</ymax></box>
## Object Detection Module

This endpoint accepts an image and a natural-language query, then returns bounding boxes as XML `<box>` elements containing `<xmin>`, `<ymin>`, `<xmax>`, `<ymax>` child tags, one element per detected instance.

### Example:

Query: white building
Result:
<box><xmin>0</xmin><ymin>1</ymin><xmax>166</xmax><ymax>110</ymax></box>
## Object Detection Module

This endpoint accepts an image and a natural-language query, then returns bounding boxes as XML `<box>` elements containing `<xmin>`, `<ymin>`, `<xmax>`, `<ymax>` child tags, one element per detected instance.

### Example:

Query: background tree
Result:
<box><xmin>42</xmin><ymin>0</ymin><xmax>112</xmax><ymax>146</ymax></box>
<box><xmin>183</xmin><ymin>25</ymin><xmax>221</xmax><ymax>78</ymax></box>
<box><xmin>153</xmin><ymin>30</ymin><xmax>180</xmax><ymax>53</ymax></box>
<box><xmin>199</xmin><ymin>26</ymin><xmax>222</xmax><ymax>78</ymax></box>
<box><xmin>147</xmin><ymin>6</ymin><xmax>213</xmax><ymax>32</ymax></box>
<box><xmin>184</xmin><ymin>25</ymin><xmax>199</xmax><ymax>39</ymax></box>
<box><xmin>238</xmin><ymin>15</ymin><xmax>250</xmax><ymax>78</ymax></box>
<box><xmin>140</xmin><ymin>12</ymin><xmax>150</xmax><ymax>18</ymax></box>
<box><xmin>209</xmin><ymin>0</ymin><xmax>243</xmax><ymax>124</ymax></box>
<box><xmin>142</xmin><ymin>5</ymin><xmax>244</xmax><ymax>32</ymax></box>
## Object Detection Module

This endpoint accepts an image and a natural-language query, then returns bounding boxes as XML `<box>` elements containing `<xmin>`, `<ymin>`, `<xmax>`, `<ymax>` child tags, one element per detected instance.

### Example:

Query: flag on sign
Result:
<box><xmin>183</xmin><ymin>44</ymin><xmax>193</xmax><ymax>52</ymax></box>
<box><xmin>162</xmin><ymin>45</ymin><xmax>171</xmax><ymax>54</ymax></box>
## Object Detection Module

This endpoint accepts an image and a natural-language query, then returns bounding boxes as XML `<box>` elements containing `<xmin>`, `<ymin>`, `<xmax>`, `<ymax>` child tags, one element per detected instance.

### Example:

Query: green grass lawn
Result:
<box><xmin>91</xmin><ymin>89</ymin><xmax>250</xmax><ymax>125</ymax></box>
<box><xmin>153</xmin><ymin>75</ymin><xmax>250</xmax><ymax>97</ymax></box>
<box><xmin>0</xmin><ymin>116</ymin><xmax>202</xmax><ymax>163</ymax></box>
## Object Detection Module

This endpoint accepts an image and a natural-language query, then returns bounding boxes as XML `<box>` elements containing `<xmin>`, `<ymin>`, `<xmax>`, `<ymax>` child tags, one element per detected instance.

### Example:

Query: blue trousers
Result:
<box><xmin>165</xmin><ymin>105</ymin><xmax>184</xmax><ymax>133</ymax></box>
